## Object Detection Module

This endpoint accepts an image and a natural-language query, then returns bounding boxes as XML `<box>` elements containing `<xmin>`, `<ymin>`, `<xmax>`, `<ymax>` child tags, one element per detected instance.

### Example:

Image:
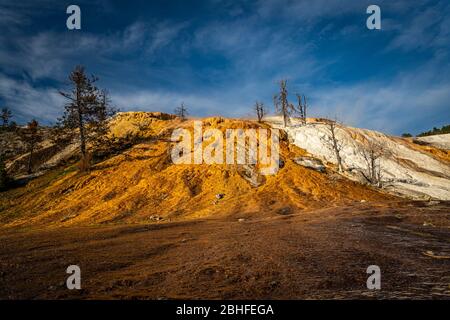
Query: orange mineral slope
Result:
<box><xmin>0</xmin><ymin>112</ymin><xmax>393</xmax><ymax>227</ymax></box>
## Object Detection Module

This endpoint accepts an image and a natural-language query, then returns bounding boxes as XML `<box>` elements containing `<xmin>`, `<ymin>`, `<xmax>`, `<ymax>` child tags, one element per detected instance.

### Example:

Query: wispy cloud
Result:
<box><xmin>0</xmin><ymin>0</ymin><xmax>448</xmax><ymax>135</ymax></box>
<box><xmin>0</xmin><ymin>75</ymin><xmax>64</xmax><ymax>124</ymax></box>
<box><xmin>0</xmin><ymin>18</ymin><xmax>188</xmax><ymax>80</ymax></box>
<box><xmin>311</xmin><ymin>65</ymin><xmax>450</xmax><ymax>135</ymax></box>
<box><xmin>386</xmin><ymin>1</ymin><xmax>450</xmax><ymax>52</ymax></box>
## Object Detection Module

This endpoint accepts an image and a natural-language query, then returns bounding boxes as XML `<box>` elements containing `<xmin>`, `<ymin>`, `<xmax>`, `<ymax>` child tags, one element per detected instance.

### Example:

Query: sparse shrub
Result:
<box><xmin>401</xmin><ymin>133</ymin><xmax>412</xmax><ymax>137</ymax></box>
<box><xmin>417</xmin><ymin>125</ymin><xmax>450</xmax><ymax>137</ymax></box>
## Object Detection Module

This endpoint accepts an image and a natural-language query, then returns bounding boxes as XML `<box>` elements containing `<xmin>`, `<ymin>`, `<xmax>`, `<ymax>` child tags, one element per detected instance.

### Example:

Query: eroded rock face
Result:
<box><xmin>293</xmin><ymin>156</ymin><xmax>326</xmax><ymax>172</ymax></box>
<box><xmin>0</xmin><ymin>113</ymin><xmax>394</xmax><ymax>227</ymax></box>
<box><xmin>415</xmin><ymin>133</ymin><xmax>450</xmax><ymax>150</ymax></box>
<box><xmin>267</xmin><ymin>116</ymin><xmax>450</xmax><ymax>200</ymax></box>
<box><xmin>237</xmin><ymin>164</ymin><xmax>266</xmax><ymax>187</ymax></box>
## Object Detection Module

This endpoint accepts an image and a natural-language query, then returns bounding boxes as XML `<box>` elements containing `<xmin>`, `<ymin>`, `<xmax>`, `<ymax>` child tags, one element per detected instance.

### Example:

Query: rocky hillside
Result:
<box><xmin>415</xmin><ymin>133</ymin><xmax>450</xmax><ymax>150</ymax></box>
<box><xmin>0</xmin><ymin>112</ymin><xmax>392</xmax><ymax>227</ymax></box>
<box><xmin>267</xmin><ymin>117</ymin><xmax>450</xmax><ymax>200</ymax></box>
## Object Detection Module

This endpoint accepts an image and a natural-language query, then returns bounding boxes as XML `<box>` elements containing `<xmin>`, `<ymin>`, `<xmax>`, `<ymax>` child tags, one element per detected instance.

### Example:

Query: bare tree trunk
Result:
<box><xmin>27</xmin><ymin>143</ymin><xmax>34</xmax><ymax>174</ymax></box>
<box><xmin>359</xmin><ymin>140</ymin><xmax>384</xmax><ymax>186</ymax></box>
<box><xmin>330</xmin><ymin>125</ymin><xmax>343</xmax><ymax>172</ymax></box>
<box><xmin>369</xmin><ymin>149</ymin><xmax>379</xmax><ymax>183</ymax></box>
<box><xmin>275</xmin><ymin>80</ymin><xmax>290</xmax><ymax>127</ymax></box>
<box><xmin>78</xmin><ymin>111</ymin><xmax>86</xmax><ymax>159</ymax></box>
<box><xmin>280</xmin><ymin>81</ymin><xmax>289</xmax><ymax>127</ymax></box>
<box><xmin>303</xmin><ymin>96</ymin><xmax>307</xmax><ymax>121</ymax></box>
<box><xmin>175</xmin><ymin>102</ymin><xmax>188</xmax><ymax>121</ymax></box>
<box><xmin>76</xmin><ymin>86</ymin><xmax>87</xmax><ymax>160</ymax></box>
<box><xmin>296</xmin><ymin>94</ymin><xmax>307</xmax><ymax>124</ymax></box>
<box><xmin>326</xmin><ymin>121</ymin><xmax>344</xmax><ymax>172</ymax></box>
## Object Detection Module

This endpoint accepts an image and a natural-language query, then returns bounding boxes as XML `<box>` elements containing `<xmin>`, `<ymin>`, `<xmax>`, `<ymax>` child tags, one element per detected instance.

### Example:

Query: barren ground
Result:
<box><xmin>1</xmin><ymin>200</ymin><xmax>449</xmax><ymax>300</ymax></box>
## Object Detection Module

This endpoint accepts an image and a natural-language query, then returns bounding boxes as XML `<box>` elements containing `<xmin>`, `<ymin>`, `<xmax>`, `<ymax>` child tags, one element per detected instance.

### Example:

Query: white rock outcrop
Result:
<box><xmin>267</xmin><ymin>117</ymin><xmax>450</xmax><ymax>200</ymax></box>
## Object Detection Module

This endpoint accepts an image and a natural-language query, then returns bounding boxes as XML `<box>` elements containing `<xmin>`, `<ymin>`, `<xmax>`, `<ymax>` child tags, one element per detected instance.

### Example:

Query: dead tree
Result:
<box><xmin>324</xmin><ymin>120</ymin><xmax>344</xmax><ymax>172</ymax></box>
<box><xmin>22</xmin><ymin>120</ymin><xmax>42</xmax><ymax>174</ymax></box>
<box><xmin>274</xmin><ymin>80</ymin><xmax>307</xmax><ymax>127</ymax></box>
<box><xmin>296</xmin><ymin>94</ymin><xmax>307</xmax><ymax>124</ymax></box>
<box><xmin>273</xmin><ymin>80</ymin><xmax>293</xmax><ymax>127</ymax></box>
<box><xmin>175</xmin><ymin>102</ymin><xmax>188</xmax><ymax>121</ymax></box>
<box><xmin>255</xmin><ymin>101</ymin><xmax>266</xmax><ymax>122</ymax></box>
<box><xmin>359</xmin><ymin>140</ymin><xmax>384</xmax><ymax>187</ymax></box>
<box><xmin>1</xmin><ymin>108</ymin><xmax>12</xmax><ymax>127</ymax></box>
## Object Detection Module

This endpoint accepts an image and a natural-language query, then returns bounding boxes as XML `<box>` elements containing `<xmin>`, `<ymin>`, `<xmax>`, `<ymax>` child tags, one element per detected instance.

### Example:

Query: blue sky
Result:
<box><xmin>0</xmin><ymin>0</ymin><xmax>449</xmax><ymax>135</ymax></box>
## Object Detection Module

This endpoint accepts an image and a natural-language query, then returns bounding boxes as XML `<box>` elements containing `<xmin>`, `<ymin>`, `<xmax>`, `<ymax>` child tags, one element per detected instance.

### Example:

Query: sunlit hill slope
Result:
<box><xmin>0</xmin><ymin>112</ymin><xmax>394</xmax><ymax>227</ymax></box>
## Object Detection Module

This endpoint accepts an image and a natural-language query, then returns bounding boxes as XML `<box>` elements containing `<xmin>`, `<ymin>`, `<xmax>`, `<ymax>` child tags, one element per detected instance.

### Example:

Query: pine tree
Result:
<box><xmin>58</xmin><ymin>66</ymin><xmax>115</xmax><ymax>170</ymax></box>
<box><xmin>19</xmin><ymin>119</ymin><xmax>42</xmax><ymax>174</ymax></box>
<box><xmin>91</xmin><ymin>90</ymin><xmax>117</xmax><ymax>149</ymax></box>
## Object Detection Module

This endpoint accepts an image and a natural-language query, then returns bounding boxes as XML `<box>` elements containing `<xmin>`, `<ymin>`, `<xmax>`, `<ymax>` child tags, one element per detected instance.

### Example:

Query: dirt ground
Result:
<box><xmin>0</xmin><ymin>200</ymin><xmax>449</xmax><ymax>300</ymax></box>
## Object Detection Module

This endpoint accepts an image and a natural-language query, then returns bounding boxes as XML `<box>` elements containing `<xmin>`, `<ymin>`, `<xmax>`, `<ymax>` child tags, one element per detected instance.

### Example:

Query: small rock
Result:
<box><xmin>277</xmin><ymin>207</ymin><xmax>292</xmax><ymax>215</ymax></box>
<box><xmin>238</xmin><ymin>218</ymin><xmax>245</xmax><ymax>222</ymax></box>
<box><xmin>216</xmin><ymin>193</ymin><xmax>225</xmax><ymax>200</ymax></box>
<box><xmin>238</xmin><ymin>165</ymin><xmax>265</xmax><ymax>187</ymax></box>
<box><xmin>269</xmin><ymin>280</ymin><xmax>280</xmax><ymax>288</ymax></box>
<box><xmin>360</xmin><ymin>200</ymin><xmax>366</xmax><ymax>203</ymax></box>
<box><xmin>293</xmin><ymin>156</ymin><xmax>326</xmax><ymax>172</ymax></box>
<box><xmin>279</xmin><ymin>130</ymin><xmax>289</xmax><ymax>142</ymax></box>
